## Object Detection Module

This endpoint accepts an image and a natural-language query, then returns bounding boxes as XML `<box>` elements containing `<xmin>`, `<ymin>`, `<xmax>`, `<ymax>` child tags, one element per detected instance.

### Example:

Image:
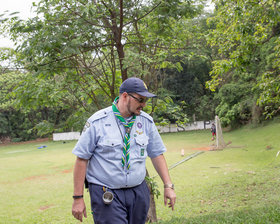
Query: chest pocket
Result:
<box><xmin>133</xmin><ymin>135</ymin><xmax>149</xmax><ymax>159</ymax></box>
<box><xmin>98</xmin><ymin>138</ymin><xmax>123</xmax><ymax>160</ymax></box>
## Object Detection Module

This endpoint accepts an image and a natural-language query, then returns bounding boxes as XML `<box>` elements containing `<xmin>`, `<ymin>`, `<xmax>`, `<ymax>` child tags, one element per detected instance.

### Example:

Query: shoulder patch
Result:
<box><xmin>82</xmin><ymin>121</ymin><xmax>91</xmax><ymax>132</ymax></box>
<box><xmin>140</xmin><ymin>111</ymin><xmax>154</xmax><ymax>123</ymax></box>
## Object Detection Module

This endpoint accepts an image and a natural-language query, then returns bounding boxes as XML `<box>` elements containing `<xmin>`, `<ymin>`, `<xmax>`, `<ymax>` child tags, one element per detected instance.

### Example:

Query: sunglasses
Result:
<box><xmin>128</xmin><ymin>93</ymin><xmax>148</xmax><ymax>103</ymax></box>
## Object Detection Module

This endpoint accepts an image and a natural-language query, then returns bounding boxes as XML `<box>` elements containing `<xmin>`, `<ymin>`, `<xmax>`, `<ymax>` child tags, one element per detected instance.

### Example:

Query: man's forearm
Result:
<box><xmin>73</xmin><ymin>157</ymin><xmax>88</xmax><ymax>196</ymax></box>
<box><xmin>151</xmin><ymin>154</ymin><xmax>172</xmax><ymax>184</ymax></box>
<box><xmin>151</xmin><ymin>154</ymin><xmax>176</xmax><ymax>210</ymax></box>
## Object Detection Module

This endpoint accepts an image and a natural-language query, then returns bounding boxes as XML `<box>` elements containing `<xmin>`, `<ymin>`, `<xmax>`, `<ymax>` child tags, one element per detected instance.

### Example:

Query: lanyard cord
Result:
<box><xmin>114</xmin><ymin>114</ymin><xmax>133</xmax><ymax>141</ymax></box>
<box><xmin>115</xmin><ymin>116</ymin><xmax>124</xmax><ymax>141</ymax></box>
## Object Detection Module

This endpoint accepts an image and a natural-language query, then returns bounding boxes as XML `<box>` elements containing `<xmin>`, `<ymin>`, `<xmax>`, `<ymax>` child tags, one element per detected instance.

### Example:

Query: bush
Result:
<box><xmin>11</xmin><ymin>138</ymin><xmax>22</xmax><ymax>142</ymax></box>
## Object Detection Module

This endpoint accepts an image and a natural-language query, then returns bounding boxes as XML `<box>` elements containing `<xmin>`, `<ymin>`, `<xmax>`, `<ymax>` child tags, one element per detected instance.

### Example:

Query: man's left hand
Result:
<box><xmin>164</xmin><ymin>188</ymin><xmax>176</xmax><ymax>210</ymax></box>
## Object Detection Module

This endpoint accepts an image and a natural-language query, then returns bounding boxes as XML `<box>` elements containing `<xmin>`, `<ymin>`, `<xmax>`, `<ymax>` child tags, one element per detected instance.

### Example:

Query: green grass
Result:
<box><xmin>1</xmin><ymin>120</ymin><xmax>280</xmax><ymax>223</ymax></box>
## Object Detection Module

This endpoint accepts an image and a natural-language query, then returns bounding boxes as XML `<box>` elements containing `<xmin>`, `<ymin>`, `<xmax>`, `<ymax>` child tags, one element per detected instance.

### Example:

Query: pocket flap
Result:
<box><xmin>102</xmin><ymin>139</ymin><xmax>122</xmax><ymax>147</ymax></box>
<box><xmin>135</xmin><ymin>135</ymin><xmax>148</xmax><ymax>146</ymax></box>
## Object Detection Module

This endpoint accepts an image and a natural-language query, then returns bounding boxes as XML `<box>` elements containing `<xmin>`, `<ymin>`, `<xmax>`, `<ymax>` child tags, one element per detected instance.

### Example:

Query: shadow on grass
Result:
<box><xmin>157</xmin><ymin>204</ymin><xmax>280</xmax><ymax>224</ymax></box>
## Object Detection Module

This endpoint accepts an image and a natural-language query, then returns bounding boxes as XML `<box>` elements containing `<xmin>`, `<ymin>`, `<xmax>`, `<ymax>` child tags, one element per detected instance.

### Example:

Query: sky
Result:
<box><xmin>0</xmin><ymin>0</ymin><xmax>38</xmax><ymax>48</ymax></box>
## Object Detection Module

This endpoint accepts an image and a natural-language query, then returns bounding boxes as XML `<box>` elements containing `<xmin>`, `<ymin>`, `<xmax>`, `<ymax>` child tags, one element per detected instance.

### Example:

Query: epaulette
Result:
<box><xmin>88</xmin><ymin>106</ymin><xmax>111</xmax><ymax>123</ymax></box>
<box><xmin>140</xmin><ymin>111</ymin><xmax>154</xmax><ymax>123</ymax></box>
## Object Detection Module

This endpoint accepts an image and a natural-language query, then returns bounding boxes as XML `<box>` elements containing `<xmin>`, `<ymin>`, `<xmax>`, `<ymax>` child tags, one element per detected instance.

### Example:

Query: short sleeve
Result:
<box><xmin>72</xmin><ymin>120</ymin><xmax>97</xmax><ymax>159</ymax></box>
<box><xmin>146</xmin><ymin>121</ymin><xmax>166</xmax><ymax>158</ymax></box>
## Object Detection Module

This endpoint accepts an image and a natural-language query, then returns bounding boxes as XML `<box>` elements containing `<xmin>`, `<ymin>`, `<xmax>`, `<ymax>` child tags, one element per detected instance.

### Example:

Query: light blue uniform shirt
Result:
<box><xmin>72</xmin><ymin>106</ymin><xmax>166</xmax><ymax>189</ymax></box>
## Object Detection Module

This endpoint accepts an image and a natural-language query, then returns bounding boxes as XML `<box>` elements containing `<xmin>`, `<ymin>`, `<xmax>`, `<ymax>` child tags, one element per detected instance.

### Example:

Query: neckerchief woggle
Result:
<box><xmin>112</xmin><ymin>97</ymin><xmax>136</xmax><ymax>169</ymax></box>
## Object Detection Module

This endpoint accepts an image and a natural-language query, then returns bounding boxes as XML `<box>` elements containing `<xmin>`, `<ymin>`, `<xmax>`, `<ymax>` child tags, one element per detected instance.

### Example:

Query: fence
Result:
<box><xmin>52</xmin><ymin>121</ymin><xmax>213</xmax><ymax>141</ymax></box>
<box><xmin>157</xmin><ymin>120</ymin><xmax>213</xmax><ymax>133</ymax></box>
<box><xmin>53</xmin><ymin>132</ymin><xmax>80</xmax><ymax>141</ymax></box>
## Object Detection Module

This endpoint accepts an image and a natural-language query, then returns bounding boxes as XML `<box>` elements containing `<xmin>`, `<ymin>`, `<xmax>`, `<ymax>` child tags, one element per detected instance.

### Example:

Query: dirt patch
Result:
<box><xmin>24</xmin><ymin>175</ymin><xmax>49</xmax><ymax>181</ymax></box>
<box><xmin>61</xmin><ymin>168</ymin><xmax>73</xmax><ymax>174</ymax></box>
<box><xmin>52</xmin><ymin>165</ymin><xmax>73</xmax><ymax>174</ymax></box>
<box><xmin>0</xmin><ymin>138</ymin><xmax>50</xmax><ymax>147</ymax></box>
<box><xmin>39</xmin><ymin>205</ymin><xmax>54</xmax><ymax>211</ymax></box>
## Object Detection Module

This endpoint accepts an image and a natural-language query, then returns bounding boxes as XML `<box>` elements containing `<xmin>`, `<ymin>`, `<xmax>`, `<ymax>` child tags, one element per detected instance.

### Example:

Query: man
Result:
<box><xmin>72</xmin><ymin>77</ymin><xmax>176</xmax><ymax>223</ymax></box>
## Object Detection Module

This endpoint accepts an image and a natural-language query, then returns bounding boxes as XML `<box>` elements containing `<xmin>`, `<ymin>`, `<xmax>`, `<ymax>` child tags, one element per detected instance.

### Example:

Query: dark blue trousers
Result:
<box><xmin>88</xmin><ymin>181</ymin><xmax>150</xmax><ymax>224</ymax></box>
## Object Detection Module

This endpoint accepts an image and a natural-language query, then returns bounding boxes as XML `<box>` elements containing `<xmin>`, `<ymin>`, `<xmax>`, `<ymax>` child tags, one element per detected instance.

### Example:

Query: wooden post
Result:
<box><xmin>146</xmin><ymin>169</ymin><xmax>157</xmax><ymax>223</ymax></box>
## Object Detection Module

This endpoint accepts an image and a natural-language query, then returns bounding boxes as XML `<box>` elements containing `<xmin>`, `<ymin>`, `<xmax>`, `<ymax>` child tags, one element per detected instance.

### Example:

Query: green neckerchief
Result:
<box><xmin>112</xmin><ymin>96</ymin><xmax>136</xmax><ymax>169</ymax></box>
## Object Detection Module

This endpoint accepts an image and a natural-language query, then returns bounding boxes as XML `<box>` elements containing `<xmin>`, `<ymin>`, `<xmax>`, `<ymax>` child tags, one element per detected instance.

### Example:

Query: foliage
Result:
<box><xmin>195</xmin><ymin>94</ymin><xmax>217</xmax><ymax>121</ymax></box>
<box><xmin>0</xmin><ymin>70</ymin><xmax>24</xmax><ymax>109</ymax></box>
<box><xmin>256</xmin><ymin>37</ymin><xmax>280</xmax><ymax>118</ymax></box>
<box><xmin>214</xmin><ymin>82</ymin><xmax>256</xmax><ymax>127</ymax></box>
<box><xmin>162</xmin><ymin>55</ymin><xmax>215</xmax><ymax>121</ymax></box>
<box><xmin>34</xmin><ymin>120</ymin><xmax>54</xmax><ymax>137</ymax></box>
<box><xmin>0</xmin><ymin>70</ymin><xmax>36</xmax><ymax>140</ymax></box>
<box><xmin>0</xmin><ymin>47</ymin><xmax>20</xmax><ymax>73</ymax></box>
<box><xmin>3</xmin><ymin>0</ymin><xmax>279</xmax><ymax>136</ymax></box>
<box><xmin>0</xmin><ymin>0</ymin><xmax>208</xmax><ymax>140</ymax></box>
<box><xmin>3</xmin><ymin>0</ymin><xmax>204</xmax><ymax>104</ymax></box>
<box><xmin>154</xmin><ymin>14</ymin><xmax>218</xmax><ymax>122</ymax></box>
<box><xmin>0</xmin><ymin>113</ymin><xmax>9</xmax><ymax>136</ymax></box>
<box><xmin>207</xmin><ymin>0</ymin><xmax>280</xmax><ymax>125</ymax></box>
<box><xmin>150</xmin><ymin>96</ymin><xmax>189</xmax><ymax>126</ymax></box>
<box><xmin>123</xmin><ymin>0</ymin><xmax>205</xmax><ymax>91</ymax></box>
<box><xmin>145</xmin><ymin>175</ymin><xmax>161</xmax><ymax>199</ymax></box>
<box><xmin>0</xmin><ymin>66</ymin><xmax>87</xmax><ymax>139</ymax></box>
<box><xmin>0</xmin><ymin>110</ymin><xmax>36</xmax><ymax>141</ymax></box>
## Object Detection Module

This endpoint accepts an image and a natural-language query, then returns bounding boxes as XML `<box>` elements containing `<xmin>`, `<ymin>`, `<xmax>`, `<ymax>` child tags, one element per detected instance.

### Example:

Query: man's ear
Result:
<box><xmin>120</xmin><ymin>92</ymin><xmax>128</xmax><ymax>101</ymax></box>
<box><xmin>122</xmin><ymin>92</ymin><xmax>128</xmax><ymax>98</ymax></box>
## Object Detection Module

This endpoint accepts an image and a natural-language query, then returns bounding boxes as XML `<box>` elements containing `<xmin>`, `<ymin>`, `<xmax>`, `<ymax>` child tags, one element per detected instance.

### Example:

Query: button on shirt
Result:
<box><xmin>72</xmin><ymin>106</ymin><xmax>166</xmax><ymax>189</ymax></box>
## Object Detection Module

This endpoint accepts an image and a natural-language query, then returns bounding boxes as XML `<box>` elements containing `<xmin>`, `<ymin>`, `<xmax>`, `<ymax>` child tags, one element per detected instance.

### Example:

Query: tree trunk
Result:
<box><xmin>145</xmin><ymin>169</ymin><xmax>158</xmax><ymax>223</ymax></box>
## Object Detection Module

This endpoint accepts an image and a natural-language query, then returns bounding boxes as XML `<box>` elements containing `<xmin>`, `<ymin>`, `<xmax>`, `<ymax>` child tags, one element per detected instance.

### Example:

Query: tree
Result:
<box><xmin>2</xmin><ymin>0</ymin><xmax>207</xmax><ymax>221</ymax></box>
<box><xmin>1</xmin><ymin>0</ymin><xmax>207</xmax><ymax>128</ymax></box>
<box><xmin>158</xmin><ymin>15</ymin><xmax>217</xmax><ymax>122</ymax></box>
<box><xmin>163</xmin><ymin>56</ymin><xmax>214</xmax><ymax>121</ymax></box>
<box><xmin>2</xmin><ymin>0</ymin><xmax>204</xmax><ymax>114</ymax></box>
<box><xmin>206</xmin><ymin>0</ymin><xmax>280</xmax><ymax>125</ymax></box>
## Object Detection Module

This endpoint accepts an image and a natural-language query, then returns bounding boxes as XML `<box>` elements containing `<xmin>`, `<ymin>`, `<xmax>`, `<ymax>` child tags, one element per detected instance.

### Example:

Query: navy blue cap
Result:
<box><xmin>119</xmin><ymin>77</ymin><xmax>156</xmax><ymax>98</ymax></box>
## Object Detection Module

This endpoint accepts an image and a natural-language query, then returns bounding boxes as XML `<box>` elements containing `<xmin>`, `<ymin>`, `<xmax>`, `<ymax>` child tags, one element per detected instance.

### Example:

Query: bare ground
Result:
<box><xmin>0</xmin><ymin>138</ymin><xmax>50</xmax><ymax>147</ymax></box>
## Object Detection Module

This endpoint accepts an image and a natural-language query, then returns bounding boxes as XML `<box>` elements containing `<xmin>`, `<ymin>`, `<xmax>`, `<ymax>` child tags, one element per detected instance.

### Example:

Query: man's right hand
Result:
<box><xmin>72</xmin><ymin>198</ymin><xmax>87</xmax><ymax>222</ymax></box>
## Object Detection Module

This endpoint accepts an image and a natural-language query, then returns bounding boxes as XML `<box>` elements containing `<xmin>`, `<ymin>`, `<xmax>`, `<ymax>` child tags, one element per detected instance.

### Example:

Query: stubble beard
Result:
<box><xmin>127</xmin><ymin>100</ymin><xmax>142</xmax><ymax>116</ymax></box>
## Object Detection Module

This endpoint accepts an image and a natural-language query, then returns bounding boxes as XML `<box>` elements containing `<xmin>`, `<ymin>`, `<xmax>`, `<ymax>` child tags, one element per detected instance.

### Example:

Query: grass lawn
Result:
<box><xmin>0</xmin><ymin>119</ymin><xmax>280</xmax><ymax>223</ymax></box>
